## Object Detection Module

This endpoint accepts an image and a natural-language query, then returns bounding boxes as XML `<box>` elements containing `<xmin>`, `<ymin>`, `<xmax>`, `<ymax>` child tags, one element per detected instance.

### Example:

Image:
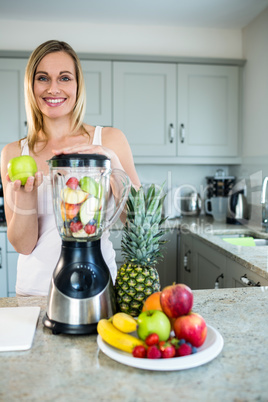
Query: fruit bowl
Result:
<box><xmin>97</xmin><ymin>324</ymin><xmax>223</xmax><ymax>371</ymax></box>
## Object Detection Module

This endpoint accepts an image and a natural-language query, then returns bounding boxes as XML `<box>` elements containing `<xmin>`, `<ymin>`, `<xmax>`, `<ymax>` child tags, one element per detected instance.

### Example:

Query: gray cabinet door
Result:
<box><xmin>81</xmin><ymin>60</ymin><xmax>112</xmax><ymax>127</ymax></box>
<box><xmin>177</xmin><ymin>64</ymin><xmax>239</xmax><ymax>157</ymax></box>
<box><xmin>0</xmin><ymin>59</ymin><xmax>27</xmax><ymax>154</ymax></box>
<box><xmin>113</xmin><ymin>62</ymin><xmax>176</xmax><ymax>156</ymax></box>
<box><xmin>179</xmin><ymin>232</ymin><xmax>197</xmax><ymax>289</ymax></box>
<box><xmin>193</xmin><ymin>238</ymin><xmax>226</xmax><ymax>289</ymax></box>
<box><xmin>226</xmin><ymin>259</ymin><xmax>268</xmax><ymax>288</ymax></box>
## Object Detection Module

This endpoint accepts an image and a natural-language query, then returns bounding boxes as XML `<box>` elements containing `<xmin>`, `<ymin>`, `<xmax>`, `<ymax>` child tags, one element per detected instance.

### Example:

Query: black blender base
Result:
<box><xmin>43</xmin><ymin>313</ymin><xmax>97</xmax><ymax>335</ymax></box>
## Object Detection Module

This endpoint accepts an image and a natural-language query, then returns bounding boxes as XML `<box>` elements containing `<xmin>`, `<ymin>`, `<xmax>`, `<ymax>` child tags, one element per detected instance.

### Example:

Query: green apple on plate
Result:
<box><xmin>137</xmin><ymin>310</ymin><xmax>171</xmax><ymax>342</ymax></box>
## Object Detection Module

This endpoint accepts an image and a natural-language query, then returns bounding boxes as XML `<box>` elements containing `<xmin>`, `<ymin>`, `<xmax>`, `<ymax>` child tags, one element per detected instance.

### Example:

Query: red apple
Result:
<box><xmin>160</xmin><ymin>283</ymin><xmax>193</xmax><ymax>319</ymax></box>
<box><xmin>173</xmin><ymin>312</ymin><xmax>207</xmax><ymax>347</ymax></box>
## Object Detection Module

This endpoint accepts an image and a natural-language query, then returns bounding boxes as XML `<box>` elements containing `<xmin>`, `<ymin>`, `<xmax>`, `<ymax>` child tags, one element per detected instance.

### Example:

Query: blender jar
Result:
<box><xmin>48</xmin><ymin>154</ymin><xmax>129</xmax><ymax>242</ymax></box>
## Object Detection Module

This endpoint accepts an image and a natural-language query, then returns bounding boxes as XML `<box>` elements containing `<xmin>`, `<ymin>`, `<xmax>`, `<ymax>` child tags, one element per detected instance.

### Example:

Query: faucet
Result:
<box><xmin>261</xmin><ymin>177</ymin><xmax>268</xmax><ymax>232</ymax></box>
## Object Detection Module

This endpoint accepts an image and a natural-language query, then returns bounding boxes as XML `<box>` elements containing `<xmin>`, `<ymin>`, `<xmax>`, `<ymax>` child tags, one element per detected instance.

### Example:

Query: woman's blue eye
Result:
<box><xmin>61</xmin><ymin>76</ymin><xmax>70</xmax><ymax>81</ymax></box>
<box><xmin>37</xmin><ymin>76</ymin><xmax>48</xmax><ymax>81</ymax></box>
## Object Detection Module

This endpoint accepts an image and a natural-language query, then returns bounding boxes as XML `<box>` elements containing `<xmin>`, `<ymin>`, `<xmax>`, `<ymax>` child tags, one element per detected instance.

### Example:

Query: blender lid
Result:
<box><xmin>48</xmin><ymin>153</ymin><xmax>110</xmax><ymax>168</ymax></box>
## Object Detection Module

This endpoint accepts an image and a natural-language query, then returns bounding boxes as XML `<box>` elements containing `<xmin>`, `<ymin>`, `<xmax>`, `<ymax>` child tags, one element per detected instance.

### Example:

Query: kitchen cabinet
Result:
<box><xmin>179</xmin><ymin>233</ymin><xmax>227</xmax><ymax>290</ymax></box>
<box><xmin>178</xmin><ymin>231</ymin><xmax>197</xmax><ymax>289</ymax></box>
<box><xmin>177</xmin><ymin>64</ymin><xmax>239</xmax><ymax>157</ymax></box>
<box><xmin>0</xmin><ymin>57</ymin><xmax>241</xmax><ymax>163</ymax></box>
<box><xmin>0</xmin><ymin>58</ymin><xmax>27</xmax><ymax>155</ymax></box>
<box><xmin>193</xmin><ymin>237</ymin><xmax>226</xmax><ymax>289</ymax></box>
<box><xmin>179</xmin><ymin>231</ymin><xmax>268</xmax><ymax>290</ymax></box>
<box><xmin>109</xmin><ymin>228</ymin><xmax>178</xmax><ymax>289</ymax></box>
<box><xmin>0</xmin><ymin>232</ymin><xmax>18</xmax><ymax>297</ymax></box>
<box><xmin>80</xmin><ymin>60</ymin><xmax>112</xmax><ymax>126</ymax></box>
<box><xmin>226</xmin><ymin>259</ymin><xmax>268</xmax><ymax>288</ymax></box>
<box><xmin>113</xmin><ymin>61</ymin><xmax>240</xmax><ymax>161</ymax></box>
<box><xmin>113</xmin><ymin>62</ymin><xmax>177</xmax><ymax>157</ymax></box>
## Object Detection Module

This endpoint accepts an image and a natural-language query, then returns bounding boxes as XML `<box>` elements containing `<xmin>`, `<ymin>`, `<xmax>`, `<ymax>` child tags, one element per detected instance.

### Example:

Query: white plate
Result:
<box><xmin>97</xmin><ymin>324</ymin><xmax>224</xmax><ymax>371</ymax></box>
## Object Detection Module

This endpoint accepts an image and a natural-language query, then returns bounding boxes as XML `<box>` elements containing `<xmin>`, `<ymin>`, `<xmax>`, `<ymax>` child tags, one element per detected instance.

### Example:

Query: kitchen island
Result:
<box><xmin>1</xmin><ymin>287</ymin><xmax>267</xmax><ymax>402</ymax></box>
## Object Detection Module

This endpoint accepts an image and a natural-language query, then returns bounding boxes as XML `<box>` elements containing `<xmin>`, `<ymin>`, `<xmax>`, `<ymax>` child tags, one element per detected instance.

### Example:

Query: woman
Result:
<box><xmin>1</xmin><ymin>40</ymin><xmax>140</xmax><ymax>296</ymax></box>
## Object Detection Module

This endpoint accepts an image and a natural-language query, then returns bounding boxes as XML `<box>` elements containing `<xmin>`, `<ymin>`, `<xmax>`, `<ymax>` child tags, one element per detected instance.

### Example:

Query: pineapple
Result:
<box><xmin>115</xmin><ymin>184</ymin><xmax>167</xmax><ymax>317</ymax></box>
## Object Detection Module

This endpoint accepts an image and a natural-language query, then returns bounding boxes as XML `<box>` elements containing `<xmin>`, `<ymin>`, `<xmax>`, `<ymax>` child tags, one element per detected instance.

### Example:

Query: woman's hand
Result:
<box><xmin>6</xmin><ymin>171</ymin><xmax>43</xmax><ymax>193</ymax></box>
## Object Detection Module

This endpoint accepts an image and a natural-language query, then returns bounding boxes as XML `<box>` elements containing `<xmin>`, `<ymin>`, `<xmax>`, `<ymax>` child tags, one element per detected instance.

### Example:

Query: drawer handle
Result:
<box><xmin>169</xmin><ymin>123</ymin><xmax>174</xmax><ymax>143</ymax></box>
<box><xmin>180</xmin><ymin>124</ymin><xmax>185</xmax><ymax>143</ymax></box>
<box><xmin>184</xmin><ymin>250</ymin><xmax>191</xmax><ymax>272</ymax></box>
<box><xmin>240</xmin><ymin>274</ymin><xmax>261</xmax><ymax>287</ymax></box>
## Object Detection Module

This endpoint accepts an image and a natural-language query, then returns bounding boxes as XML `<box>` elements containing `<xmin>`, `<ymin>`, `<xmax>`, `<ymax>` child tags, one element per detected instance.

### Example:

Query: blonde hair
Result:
<box><xmin>24</xmin><ymin>40</ymin><xmax>87</xmax><ymax>152</ymax></box>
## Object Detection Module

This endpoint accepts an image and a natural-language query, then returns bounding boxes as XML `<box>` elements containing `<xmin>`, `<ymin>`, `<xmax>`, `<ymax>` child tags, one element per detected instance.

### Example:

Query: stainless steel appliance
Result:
<box><xmin>43</xmin><ymin>154</ymin><xmax>130</xmax><ymax>335</ymax></box>
<box><xmin>226</xmin><ymin>190</ymin><xmax>249</xmax><ymax>224</ymax></box>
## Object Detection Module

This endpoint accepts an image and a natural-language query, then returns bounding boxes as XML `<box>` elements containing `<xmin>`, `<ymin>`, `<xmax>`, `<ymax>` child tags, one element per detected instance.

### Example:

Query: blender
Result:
<box><xmin>43</xmin><ymin>154</ymin><xmax>130</xmax><ymax>335</ymax></box>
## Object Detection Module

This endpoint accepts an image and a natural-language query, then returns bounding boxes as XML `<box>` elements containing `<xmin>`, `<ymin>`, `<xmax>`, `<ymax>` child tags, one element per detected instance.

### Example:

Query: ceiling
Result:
<box><xmin>0</xmin><ymin>0</ymin><xmax>268</xmax><ymax>29</ymax></box>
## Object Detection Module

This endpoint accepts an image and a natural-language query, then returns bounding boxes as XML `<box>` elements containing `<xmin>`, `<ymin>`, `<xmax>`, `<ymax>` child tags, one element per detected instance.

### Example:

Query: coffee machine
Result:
<box><xmin>43</xmin><ymin>154</ymin><xmax>130</xmax><ymax>335</ymax></box>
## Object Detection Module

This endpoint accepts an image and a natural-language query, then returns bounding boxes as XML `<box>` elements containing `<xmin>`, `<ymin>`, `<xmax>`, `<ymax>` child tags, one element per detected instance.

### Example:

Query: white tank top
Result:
<box><xmin>16</xmin><ymin>126</ymin><xmax>117</xmax><ymax>296</ymax></box>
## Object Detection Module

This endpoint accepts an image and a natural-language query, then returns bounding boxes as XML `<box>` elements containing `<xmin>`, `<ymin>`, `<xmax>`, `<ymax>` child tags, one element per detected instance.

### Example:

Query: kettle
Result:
<box><xmin>227</xmin><ymin>191</ymin><xmax>249</xmax><ymax>224</ymax></box>
<box><xmin>181</xmin><ymin>192</ymin><xmax>202</xmax><ymax>216</ymax></box>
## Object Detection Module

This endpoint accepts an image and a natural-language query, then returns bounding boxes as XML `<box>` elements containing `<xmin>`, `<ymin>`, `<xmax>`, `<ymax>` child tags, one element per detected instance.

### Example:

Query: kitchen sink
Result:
<box><xmin>217</xmin><ymin>233</ymin><xmax>268</xmax><ymax>247</ymax></box>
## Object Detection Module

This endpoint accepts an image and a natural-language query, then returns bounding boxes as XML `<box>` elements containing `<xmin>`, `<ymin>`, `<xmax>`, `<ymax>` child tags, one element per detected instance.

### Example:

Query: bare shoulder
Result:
<box><xmin>102</xmin><ymin>127</ymin><xmax>129</xmax><ymax>148</ymax></box>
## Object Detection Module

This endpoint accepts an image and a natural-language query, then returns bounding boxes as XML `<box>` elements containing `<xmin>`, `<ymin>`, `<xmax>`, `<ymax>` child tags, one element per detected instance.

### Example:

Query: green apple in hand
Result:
<box><xmin>8</xmin><ymin>155</ymin><xmax>38</xmax><ymax>185</ymax></box>
<box><xmin>137</xmin><ymin>310</ymin><xmax>171</xmax><ymax>342</ymax></box>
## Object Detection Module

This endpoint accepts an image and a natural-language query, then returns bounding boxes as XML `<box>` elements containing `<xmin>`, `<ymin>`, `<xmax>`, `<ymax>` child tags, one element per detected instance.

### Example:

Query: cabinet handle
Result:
<box><xmin>184</xmin><ymin>250</ymin><xmax>191</xmax><ymax>273</ymax></box>
<box><xmin>169</xmin><ymin>123</ymin><xmax>174</xmax><ymax>143</ymax></box>
<box><xmin>215</xmin><ymin>273</ymin><xmax>224</xmax><ymax>289</ymax></box>
<box><xmin>180</xmin><ymin>124</ymin><xmax>185</xmax><ymax>143</ymax></box>
<box><xmin>240</xmin><ymin>274</ymin><xmax>261</xmax><ymax>287</ymax></box>
<box><xmin>0</xmin><ymin>247</ymin><xmax>2</xmax><ymax>268</ymax></box>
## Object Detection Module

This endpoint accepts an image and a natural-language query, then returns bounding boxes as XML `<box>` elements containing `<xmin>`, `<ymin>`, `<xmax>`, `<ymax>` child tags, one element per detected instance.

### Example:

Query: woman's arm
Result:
<box><xmin>1</xmin><ymin>142</ymin><xmax>43</xmax><ymax>254</ymax></box>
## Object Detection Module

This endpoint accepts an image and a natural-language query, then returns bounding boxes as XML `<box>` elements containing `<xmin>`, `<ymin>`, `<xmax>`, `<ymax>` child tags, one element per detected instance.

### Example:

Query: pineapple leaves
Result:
<box><xmin>121</xmin><ymin>182</ymin><xmax>167</xmax><ymax>266</ymax></box>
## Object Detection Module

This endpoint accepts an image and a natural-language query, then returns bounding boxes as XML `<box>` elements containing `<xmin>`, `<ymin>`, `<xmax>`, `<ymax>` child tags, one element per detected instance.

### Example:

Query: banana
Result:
<box><xmin>111</xmin><ymin>312</ymin><xmax>137</xmax><ymax>333</ymax></box>
<box><xmin>97</xmin><ymin>319</ymin><xmax>144</xmax><ymax>353</ymax></box>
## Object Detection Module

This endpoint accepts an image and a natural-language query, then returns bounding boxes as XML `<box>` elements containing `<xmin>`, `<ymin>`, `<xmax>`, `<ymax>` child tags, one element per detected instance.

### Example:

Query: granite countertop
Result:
<box><xmin>0</xmin><ymin>287</ymin><xmax>268</xmax><ymax>401</ymax></box>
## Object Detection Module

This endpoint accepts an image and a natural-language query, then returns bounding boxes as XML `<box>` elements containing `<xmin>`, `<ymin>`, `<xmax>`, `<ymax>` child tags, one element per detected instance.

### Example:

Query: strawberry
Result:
<box><xmin>66</xmin><ymin>177</ymin><xmax>79</xmax><ymax>190</ymax></box>
<box><xmin>147</xmin><ymin>345</ymin><xmax>161</xmax><ymax>359</ymax></box>
<box><xmin>132</xmin><ymin>345</ymin><xmax>147</xmax><ymax>358</ymax></box>
<box><xmin>70</xmin><ymin>221</ymin><xmax>83</xmax><ymax>233</ymax></box>
<box><xmin>176</xmin><ymin>342</ymin><xmax>192</xmax><ymax>357</ymax></box>
<box><xmin>84</xmin><ymin>224</ymin><xmax>96</xmax><ymax>235</ymax></box>
<box><xmin>145</xmin><ymin>333</ymin><xmax>159</xmax><ymax>346</ymax></box>
<box><xmin>158</xmin><ymin>341</ymin><xmax>176</xmax><ymax>359</ymax></box>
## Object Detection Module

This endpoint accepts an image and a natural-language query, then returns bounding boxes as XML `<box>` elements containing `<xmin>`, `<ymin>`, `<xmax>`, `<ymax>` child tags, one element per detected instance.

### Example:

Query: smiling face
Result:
<box><xmin>33</xmin><ymin>51</ymin><xmax>77</xmax><ymax>122</ymax></box>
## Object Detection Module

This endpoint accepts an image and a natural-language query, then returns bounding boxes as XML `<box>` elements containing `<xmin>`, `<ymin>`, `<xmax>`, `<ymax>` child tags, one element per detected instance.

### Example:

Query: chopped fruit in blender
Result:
<box><xmin>70</xmin><ymin>221</ymin><xmax>83</xmax><ymax>233</ymax></box>
<box><xmin>61</xmin><ymin>187</ymin><xmax>88</xmax><ymax>204</ymax></box>
<box><xmin>66</xmin><ymin>177</ymin><xmax>79</xmax><ymax>190</ymax></box>
<box><xmin>80</xmin><ymin>197</ymin><xmax>99</xmax><ymax>225</ymax></box>
<box><xmin>84</xmin><ymin>224</ymin><xmax>96</xmax><ymax>235</ymax></box>
<box><xmin>60</xmin><ymin>201</ymin><xmax>80</xmax><ymax>221</ymax></box>
<box><xmin>79</xmin><ymin>176</ymin><xmax>100</xmax><ymax>197</ymax></box>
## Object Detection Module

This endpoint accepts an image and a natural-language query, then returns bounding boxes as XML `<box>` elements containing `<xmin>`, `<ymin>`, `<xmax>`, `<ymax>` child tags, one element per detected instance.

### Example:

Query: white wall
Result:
<box><xmin>241</xmin><ymin>7</ymin><xmax>268</xmax><ymax>158</ymax></box>
<box><xmin>229</xmin><ymin>7</ymin><xmax>268</xmax><ymax>228</ymax></box>
<box><xmin>0</xmin><ymin>19</ymin><xmax>242</xmax><ymax>59</ymax></box>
